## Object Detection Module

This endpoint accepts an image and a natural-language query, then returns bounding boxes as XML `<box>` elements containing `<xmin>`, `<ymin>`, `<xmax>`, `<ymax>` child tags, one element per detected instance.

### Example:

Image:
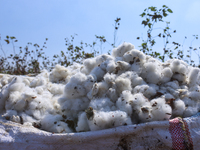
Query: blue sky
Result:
<box><xmin>0</xmin><ymin>0</ymin><xmax>200</xmax><ymax>64</ymax></box>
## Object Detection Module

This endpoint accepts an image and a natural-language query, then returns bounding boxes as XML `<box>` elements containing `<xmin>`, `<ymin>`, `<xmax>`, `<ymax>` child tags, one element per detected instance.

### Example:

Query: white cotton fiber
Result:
<box><xmin>188</xmin><ymin>91</ymin><xmax>200</xmax><ymax>101</ymax></box>
<box><xmin>112</xmin><ymin>42</ymin><xmax>134</xmax><ymax>57</ymax></box>
<box><xmin>116</xmin><ymin>91</ymin><xmax>133</xmax><ymax>116</ymax></box>
<box><xmin>90</xmin><ymin>66</ymin><xmax>106</xmax><ymax>81</ymax></box>
<box><xmin>49</xmin><ymin>64</ymin><xmax>69</xmax><ymax>83</ymax></box>
<box><xmin>172</xmin><ymin>99</ymin><xmax>185</xmax><ymax>117</ymax></box>
<box><xmin>183</xmin><ymin>106</ymin><xmax>198</xmax><ymax>118</ymax></box>
<box><xmin>81</xmin><ymin>58</ymin><xmax>97</xmax><ymax>75</ymax></box>
<box><xmin>64</xmin><ymin>82</ymin><xmax>86</xmax><ymax>99</ymax></box>
<box><xmin>188</xmin><ymin>68</ymin><xmax>200</xmax><ymax>87</ymax></box>
<box><xmin>150</xmin><ymin>97</ymin><xmax>172</xmax><ymax>121</ymax></box>
<box><xmin>89</xmin><ymin>97</ymin><xmax>115</xmax><ymax>111</ymax></box>
<box><xmin>161</xmin><ymin>67</ymin><xmax>173</xmax><ymax>83</ymax></box>
<box><xmin>76</xmin><ymin>112</ymin><xmax>90</xmax><ymax>132</ymax></box>
<box><xmin>87</xmin><ymin>110</ymin><xmax>132</xmax><ymax>131</ymax></box>
<box><xmin>115</xmin><ymin>76</ymin><xmax>132</xmax><ymax>94</ymax></box>
<box><xmin>41</xmin><ymin>114</ymin><xmax>72</xmax><ymax>133</ymax></box>
<box><xmin>106</xmin><ymin>88</ymin><xmax>118</xmax><ymax>102</ymax></box>
<box><xmin>83</xmin><ymin>74</ymin><xmax>97</xmax><ymax>93</ymax></box>
<box><xmin>2</xmin><ymin>42</ymin><xmax>200</xmax><ymax>134</ymax></box>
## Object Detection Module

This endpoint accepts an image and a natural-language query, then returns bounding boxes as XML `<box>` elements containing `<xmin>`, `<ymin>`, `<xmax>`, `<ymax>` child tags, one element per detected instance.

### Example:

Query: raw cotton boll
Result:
<box><xmin>9</xmin><ymin>77</ymin><xmax>25</xmax><ymax>92</ymax></box>
<box><xmin>87</xmin><ymin>110</ymin><xmax>132</xmax><ymax>131</ymax></box>
<box><xmin>70</xmin><ymin>72</ymin><xmax>87</xmax><ymax>85</ymax></box>
<box><xmin>144</xmin><ymin>62</ymin><xmax>156</xmax><ymax>72</ymax></box>
<box><xmin>30</xmin><ymin>76</ymin><xmax>47</xmax><ymax>87</ymax></box>
<box><xmin>131</xmin><ymin>93</ymin><xmax>149</xmax><ymax>108</ymax></box>
<box><xmin>5</xmin><ymin>91</ymin><xmax>21</xmax><ymax>110</ymax></box>
<box><xmin>172</xmin><ymin>99</ymin><xmax>185</xmax><ymax>117</ymax></box>
<box><xmin>151</xmin><ymin>98</ymin><xmax>172</xmax><ymax>121</ymax></box>
<box><xmin>161</xmin><ymin>67</ymin><xmax>173</xmax><ymax>83</ymax></box>
<box><xmin>0</xmin><ymin>74</ymin><xmax>13</xmax><ymax>86</ymax></box>
<box><xmin>81</xmin><ymin>58</ymin><xmax>97</xmax><ymax>75</ymax></box>
<box><xmin>115</xmin><ymin>57</ymin><xmax>124</xmax><ymax>62</ymax></box>
<box><xmin>123</xmin><ymin>71</ymin><xmax>144</xmax><ymax>87</ymax></box>
<box><xmin>49</xmin><ymin>64</ymin><xmax>69</xmax><ymax>83</ymax></box>
<box><xmin>131</xmin><ymin>49</ymin><xmax>146</xmax><ymax>64</ymax></box>
<box><xmin>177</xmin><ymin>89</ymin><xmax>188</xmax><ymax>99</ymax></box>
<box><xmin>0</xmin><ymin>87</ymin><xmax>10</xmax><ymax>112</ymax></box>
<box><xmin>115</xmin><ymin>76</ymin><xmax>132</xmax><ymax>94</ymax></box>
<box><xmin>142</xmin><ymin>62</ymin><xmax>162</xmax><ymax>84</ymax></box>
<box><xmin>21</xmin><ymin>89</ymin><xmax>37</xmax><ymax>101</ymax></box>
<box><xmin>188</xmin><ymin>91</ymin><xmax>200</xmax><ymax>101</ymax></box>
<box><xmin>20</xmin><ymin>112</ymin><xmax>38</xmax><ymax>124</ymax></box>
<box><xmin>172</xmin><ymin>73</ymin><xmax>186</xmax><ymax>83</ymax></box>
<box><xmin>116</xmin><ymin>91</ymin><xmax>134</xmax><ymax>116</ymax></box>
<box><xmin>76</xmin><ymin>112</ymin><xmax>90</xmax><ymax>132</ymax></box>
<box><xmin>166</xmin><ymin>87</ymin><xmax>179</xmax><ymax>99</ymax></box>
<box><xmin>35</xmin><ymin>86</ymin><xmax>44</xmax><ymax>95</ymax></box>
<box><xmin>40</xmin><ymin>69</ymin><xmax>49</xmax><ymax>78</ymax></box>
<box><xmin>41</xmin><ymin>114</ymin><xmax>62</xmax><ymax>131</ymax></box>
<box><xmin>112</xmin><ymin>42</ymin><xmax>134</xmax><ymax>58</ymax></box>
<box><xmin>132</xmin><ymin>77</ymin><xmax>143</xmax><ymax>87</ymax></box>
<box><xmin>96</xmin><ymin>54</ymin><xmax>114</xmax><ymax>65</ymax></box>
<box><xmin>103</xmin><ymin>73</ymin><xmax>116</xmax><ymax>86</ymax></box>
<box><xmin>189</xmin><ymin>84</ymin><xmax>200</xmax><ymax>92</ymax></box>
<box><xmin>106</xmin><ymin>88</ymin><xmax>118</xmax><ymax>102</ymax></box>
<box><xmin>2</xmin><ymin>110</ymin><xmax>18</xmax><ymax>120</ymax></box>
<box><xmin>170</xmin><ymin>59</ymin><xmax>181</xmax><ymax>72</ymax></box>
<box><xmin>90</xmin><ymin>66</ymin><xmax>106</xmax><ymax>81</ymax></box>
<box><xmin>61</xmin><ymin>97</ymin><xmax>90</xmax><ymax>119</ymax></box>
<box><xmin>83</xmin><ymin>74</ymin><xmax>97</xmax><ymax>93</ymax></box>
<box><xmin>165</xmin><ymin>80</ymin><xmax>180</xmax><ymax>90</ymax></box>
<box><xmin>183</xmin><ymin>106</ymin><xmax>198</xmax><ymax>118</ymax></box>
<box><xmin>130</xmin><ymin>63</ymin><xmax>142</xmax><ymax>75</ymax></box>
<box><xmin>9</xmin><ymin>82</ymin><xmax>25</xmax><ymax>92</ymax></box>
<box><xmin>41</xmin><ymin>114</ymin><xmax>72</xmax><ymax>133</ymax></box>
<box><xmin>48</xmin><ymin>83</ymin><xmax>65</xmax><ymax>96</ymax></box>
<box><xmin>99</xmin><ymin>61</ymin><xmax>108</xmax><ymax>71</ymax></box>
<box><xmin>89</xmin><ymin>97</ymin><xmax>115</xmax><ymax>111</ymax></box>
<box><xmin>64</xmin><ymin>82</ymin><xmax>86</xmax><ymax>99</ymax></box>
<box><xmin>22</xmin><ymin>77</ymin><xmax>31</xmax><ymax>86</ymax></box>
<box><xmin>68</xmin><ymin>63</ymin><xmax>82</xmax><ymax>76</ymax></box>
<box><xmin>10</xmin><ymin>115</ymin><xmax>21</xmax><ymax>123</ymax></box>
<box><xmin>138</xmin><ymin>105</ymin><xmax>153</xmax><ymax>123</ymax></box>
<box><xmin>188</xmin><ymin>68</ymin><xmax>200</xmax><ymax>87</ymax></box>
<box><xmin>87</xmin><ymin>83</ymin><xmax>99</xmax><ymax>100</ymax></box>
<box><xmin>178</xmin><ymin>64</ymin><xmax>187</xmax><ymax>74</ymax></box>
<box><xmin>26</xmin><ymin>109</ymin><xmax>42</xmax><ymax>121</ymax></box>
<box><xmin>123</xmin><ymin>49</ymin><xmax>146</xmax><ymax>65</ymax></box>
<box><xmin>133</xmin><ymin>84</ymin><xmax>150</xmax><ymax>95</ymax></box>
<box><xmin>51</xmin><ymin>96</ymin><xmax>61</xmax><ymax>112</ymax></box>
<box><xmin>0</xmin><ymin>77</ymin><xmax>19</xmax><ymax>112</ymax></box>
<box><xmin>182</xmin><ymin>97</ymin><xmax>194</xmax><ymax>107</ymax></box>
<box><xmin>106</xmin><ymin>60</ymin><xmax>117</xmax><ymax>73</ymax></box>
<box><xmin>27</xmin><ymin>96</ymin><xmax>54</xmax><ymax>119</ymax></box>
<box><xmin>116</xmin><ymin>61</ymin><xmax>131</xmax><ymax>72</ymax></box>
<box><xmin>143</xmin><ymin>84</ymin><xmax>159</xmax><ymax>99</ymax></box>
<box><xmin>94</xmin><ymin>81</ymin><xmax>109</xmax><ymax>98</ymax></box>
<box><xmin>123</xmin><ymin>51</ymin><xmax>134</xmax><ymax>64</ymax></box>
<box><xmin>14</xmin><ymin>99</ymin><xmax>27</xmax><ymax>112</ymax></box>
<box><xmin>54</xmin><ymin>121</ymin><xmax>73</xmax><ymax>133</ymax></box>
<box><xmin>164</xmin><ymin>93</ymin><xmax>175</xmax><ymax>104</ymax></box>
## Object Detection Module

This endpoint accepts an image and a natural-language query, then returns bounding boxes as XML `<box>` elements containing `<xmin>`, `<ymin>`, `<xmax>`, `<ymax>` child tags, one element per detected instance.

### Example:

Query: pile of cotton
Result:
<box><xmin>1</xmin><ymin>42</ymin><xmax>200</xmax><ymax>133</ymax></box>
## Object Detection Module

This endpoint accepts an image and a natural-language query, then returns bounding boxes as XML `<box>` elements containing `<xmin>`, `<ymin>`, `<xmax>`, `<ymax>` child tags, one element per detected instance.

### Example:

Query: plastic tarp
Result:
<box><xmin>0</xmin><ymin>113</ymin><xmax>200</xmax><ymax>150</ymax></box>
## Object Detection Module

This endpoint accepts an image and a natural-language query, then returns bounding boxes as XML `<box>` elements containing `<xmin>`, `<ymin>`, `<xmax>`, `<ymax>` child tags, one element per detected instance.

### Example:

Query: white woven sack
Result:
<box><xmin>1</xmin><ymin>113</ymin><xmax>200</xmax><ymax>150</ymax></box>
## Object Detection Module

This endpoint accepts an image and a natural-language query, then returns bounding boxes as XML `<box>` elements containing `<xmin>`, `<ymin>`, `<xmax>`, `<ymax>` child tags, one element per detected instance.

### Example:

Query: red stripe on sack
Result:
<box><xmin>183</xmin><ymin>120</ymin><xmax>194</xmax><ymax>149</ymax></box>
<box><xmin>169</xmin><ymin>118</ymin><xmax>185</xmax><ymax>150</ymax></box>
